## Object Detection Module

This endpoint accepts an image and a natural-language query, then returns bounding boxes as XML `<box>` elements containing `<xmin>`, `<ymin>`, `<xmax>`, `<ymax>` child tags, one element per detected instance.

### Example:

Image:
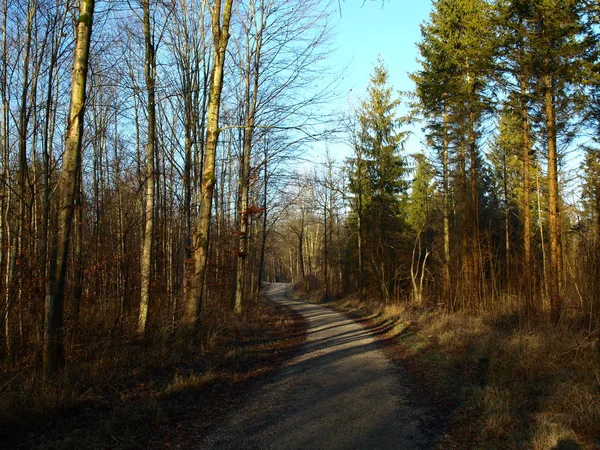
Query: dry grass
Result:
<box><xmin>305</xmin><ymin>291</ymin><xmax>600</xmax><ymax>449</ymax></box>
<box><xmin>0</xmin><ymin>298</ymin><xmax>305</xmax><ymax>449</ymax></box>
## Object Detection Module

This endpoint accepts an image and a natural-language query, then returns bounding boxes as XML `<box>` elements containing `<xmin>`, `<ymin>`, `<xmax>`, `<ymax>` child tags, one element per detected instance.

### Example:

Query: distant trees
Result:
<box><xmin>268</xmin><ymin>0</ymin><xmax>599</xmax><ymax>330</ymax></box>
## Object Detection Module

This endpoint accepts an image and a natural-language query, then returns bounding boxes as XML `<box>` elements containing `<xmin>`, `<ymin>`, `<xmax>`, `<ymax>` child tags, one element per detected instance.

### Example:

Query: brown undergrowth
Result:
<box><xmin>298</xmin><ymin>288</ymin><xmax>600</xmax><ymax>450</ymax></box>
<box><xmin>0</xmin><ymin>297</ymin><xmax>306</xmax><ymax>449</ymax></box>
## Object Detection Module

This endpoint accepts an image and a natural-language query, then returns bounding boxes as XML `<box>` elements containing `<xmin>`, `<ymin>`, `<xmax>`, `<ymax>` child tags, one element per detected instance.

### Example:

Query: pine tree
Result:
<box><xmin>407</xmin><ymin>153</ymin><xmax>436</xmax><ymax>233</ymax></box>
<box><xmin>581</xmin><ymin>147</ymin><xmax>600</xmax><ymax>246</ymax></box>
<box><xmin>350</xmin><ymin>58</ymin><xmax>406</xmax><ymax>302</ymax></box>
<box><xmin>407</xmin><ymin>153</ymin><xmax>436</xmax><ymax>304</ymax></box>
<box><xmin>412</xmin><ymin>0</ymin><xmax>493</xmax><ymax>309</ymax></box>
<box><xmin>493</xmin><ymin>0</ymin><xmax>537</xmax><ymax>310</ymax></box>
<box><xmin>488</xmin><ymin>104</ymin><xmax>523</xmax><ymax>287</ymax></box>
<box><xmin>529</xmin><ymin>0</ymin><xmax>588</xmax><ymax>324</ymax></box>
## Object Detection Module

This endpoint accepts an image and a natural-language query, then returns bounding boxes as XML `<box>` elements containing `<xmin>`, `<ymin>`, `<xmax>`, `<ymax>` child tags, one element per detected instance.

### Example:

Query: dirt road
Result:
<box><xmin>194</xmin><ymin>283</ymin><xmax>440</xmax><ymax>449</ymax></box>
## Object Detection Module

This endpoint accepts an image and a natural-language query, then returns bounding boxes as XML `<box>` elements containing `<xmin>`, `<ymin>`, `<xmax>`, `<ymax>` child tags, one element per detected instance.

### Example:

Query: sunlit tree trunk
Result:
<box><xmin>187</xmin><ymin>0</ymin><xmax>234</xmax><ymax>327</ymax></box>
<box><xmin>468</xmin><ymin>87</ymin><xmax>481</xmax><ymax>307</ymax></box>
<box><xmin>502</xmin><ymin>151</ymin><xmax>510</xmax><ymax>285</ymax></box>
<box><xmin>545</xmin><ymin>71</ymin><xmax>562</xmax><ymax>325</ymax></box>
<box><xmin>442</xmin><ymin>103</ymin><xmax>451</xmax><ymax>308</ymax></box>
<box><xmin>520</xmin><ymin>45</ymin><xmax>532</xmax><ymax>312</ymax></box>
<box><xmin>44</xmin><ymin>0</ymin><xmax>95</xmax><ymax>379</ymax></box>
<box><xmin>234</xmin><ymin>8</ymin><xmax>262</xmax><ymax>314</ymax></box>
<box><xmin>256</xmin><ymin>146</ymin><xmax>268</xmax><ymax>296</ymax></box>
<box><xmin>138</xmin><ymin>0</ymin><xmax>157</xmax><ymax>336</ymax></box>
<box><xmin>234</xmin><ymin>119</ymin><xmax>252</xmax><ymax>314</ymax></box>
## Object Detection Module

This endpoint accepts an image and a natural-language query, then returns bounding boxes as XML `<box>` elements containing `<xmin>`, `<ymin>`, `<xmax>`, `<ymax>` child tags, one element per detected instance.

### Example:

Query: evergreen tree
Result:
<box><xmin>493</xmin><ymin>0</ymin><xmax>537</xmax><ymax>310</ymax></box>
<box><xmin>488</xmin><ymin>104</ymin><xmax>524</xmax><ymax>285</ymax></box>
<box><xmin>407</xmin><ymin>153</ymin><xmax>436</xmax><ymax>233</ymax></box>
<box><xmin>407</xmin><ymin>153</ymin><xmax>437</xmax><ymax>304</ymax></box>
<box><xmin>581</xmin><ymin>146</ymin><xmax>600</xmax><ymax>245</ymax></box>
<box><xmin>529</xmin><ymin>0</ymin><xmax>589</xmax><ymax>324</ymax></box>
<box><xmin>412</xmin><ymin>0</ymin><xmax>493</xmax><ymax>308</ymax></box>
<box><xmin>349</xmin><ymin>58</ymin><xmax>407</xmax><ymax>302</ymax></box>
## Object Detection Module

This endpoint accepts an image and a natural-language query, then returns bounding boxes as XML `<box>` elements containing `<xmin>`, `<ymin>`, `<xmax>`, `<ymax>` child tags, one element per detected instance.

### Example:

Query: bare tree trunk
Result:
<box><xmin>0</xmin><ymin>0</ymin><xmax>9</xmax><ymax>356</ymax></box>
<box><xmin>72</xmin><ymin>175</ymin><xmax>83</xmax><ymax>324</ymax></box>
<box><xmin>234</xmin><ymin>3</ymin><xmax>264</xmax><ymax>314</ymax></box>
<box><xmin>44</xmin><ymin>0</ymin><xmax>95</xmax><ymax>379</ymax></box>
<box><xmin>503</xmin><ymin>152</ymin><xmax>510</xmax><ymax>287</ymax></box>
<box><xmin>323</xmin><ymin>198</ymin><xmax>328</xmax><ymax>299</ymax></box>
<box><xmin>234</xmin><ymin>122</ymin><xmax>251</xmax><ymax>314</ymax></box>
<box><xmin>459</xmin><ymin>139</ymin><xmax>469</xmax><ymax>311</ymax></box>
<box><xmin>545</xmin><ymin>72</ymin><xmax>562</xmax><ymax>325</ymax></box>
<box><xmin>115</xmin><ymin>124</ymin><xmax>128</xmax><ymax>325</ymax></box>
<box><xmin>519</xmin><ymin>46</ymin><xmax>533</xmax><ymax>313</ymax></box>
<box><xmin>183</xmin><ymin>94</ymin><xmax>193</xmax><ymax>312</ymax></box>
<box><xmin>41</xmin><ymin>19</ymin><xmax>62</xmax><ymax>287</ymax></box>
<box><xmin>138</xmin><ymin>0</ymin><xmax>157</xmax><ymax>336</ymax></box>
<box><xmin>442</xmin><ymin>103</ymin><xmax>451</xmax><ymax>308</ymax></box>
<box><xmin>468</xmin><ymin>102</ymin><xmax>481</xmax><ymax>307</ymax></box>
<box><xmin>298</xmin><ymin>203</ymin><xmax>305</xmax><ymax>283</ymax></box>
<box><xmin>256</xmin><ymin>150</ymin><xmax>268</xmax><ymax>296</ymax></box>
<box><xmin>6</xmin><ymin>0</ymin><xmax>35</xmax><ymax>358</ymax></box>
<box><xmin>187</xmin><ymin>0</ymin><xmax>234</xmax><ymax>327</ymax></box>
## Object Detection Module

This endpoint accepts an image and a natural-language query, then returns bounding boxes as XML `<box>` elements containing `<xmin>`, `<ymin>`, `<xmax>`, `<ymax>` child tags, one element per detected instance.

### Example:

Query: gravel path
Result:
<box><xmin>194</xmin><ymin>283</ymin><xmax>439</xmax><ymax>450</ymax></box>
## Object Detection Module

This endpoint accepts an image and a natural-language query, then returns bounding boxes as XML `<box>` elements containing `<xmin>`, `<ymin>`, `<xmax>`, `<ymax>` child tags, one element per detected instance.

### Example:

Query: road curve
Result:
<box><xmin>194</xmin><ymin>283</ymin><xmax>438</xmax><ymax>450</ymax></box>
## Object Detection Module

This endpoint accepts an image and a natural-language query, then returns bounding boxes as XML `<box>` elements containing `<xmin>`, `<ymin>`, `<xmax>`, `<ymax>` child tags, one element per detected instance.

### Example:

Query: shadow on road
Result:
<box><xmin>195</xmin><ymin>283</ymin><xmax>443</xmax><ymax>449</ymax></box>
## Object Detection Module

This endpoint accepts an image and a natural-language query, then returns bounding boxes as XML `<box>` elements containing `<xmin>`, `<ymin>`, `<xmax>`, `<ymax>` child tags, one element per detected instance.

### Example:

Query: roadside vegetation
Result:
<box><xmin>1</xmin><ymin>298</ymin><xmax>305</xmax><ymax>449</ymax></box>
<box><xmin>296</xmin><ymin>285</ymin><xmax>600</xmax><ymax>450</ymax></box>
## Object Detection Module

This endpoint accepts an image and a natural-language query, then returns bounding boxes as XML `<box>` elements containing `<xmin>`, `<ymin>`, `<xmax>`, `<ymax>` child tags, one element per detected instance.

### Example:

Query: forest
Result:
<box><xmin>1</xmin><ymin>0</ymin><xmax>600</xmax><ymax>448</ymax></box>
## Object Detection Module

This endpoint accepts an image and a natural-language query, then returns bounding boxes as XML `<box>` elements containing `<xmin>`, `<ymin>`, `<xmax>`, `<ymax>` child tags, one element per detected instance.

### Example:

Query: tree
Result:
<box><xmin>488</xmin><ymin>104</ymin><xmax>523</xmax><ymax>287</ymax></box>
<box><xmin>529</xmin><ymin>0</ymin><xmax>588</xmax><ymax>324</ymax></box>
<box><xmin>494</xmin><ymin>0</ymin><xmax>537</xmax><ymax>310</ymax></box>
<box><xmin>186</xmin><ymin>0</ymin><xmax>234</xmax><ymax>327</ymax></box>
<box><xmin>349</xmin><ymin>58</ymin><xmax>406</xmax><ymax>302</ymax></box>
<box><xmin>44</xmin><ymin>0</ymin><xmax>95</xmax><ymax>379</ymax></box>
<box><xmin>407</xmin><ymin>153</ymin><xmax>436</xmax><ymax>304</ymax></box>
<box><xmin>346</xmin><ymin>117</ymin><xmax>367</xmax><ymax>300</ymax></box>
<box><xmin>138</xmin><ymin>0</ymin><xmax>158</xmax><ymax>336</ymax></box>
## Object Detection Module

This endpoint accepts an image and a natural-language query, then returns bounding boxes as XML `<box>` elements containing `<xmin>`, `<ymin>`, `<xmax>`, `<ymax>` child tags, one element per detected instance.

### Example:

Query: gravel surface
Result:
<box><xmin>194</xmin><ymin>283</ymin><xmax>439</xmax><ymax>450</ymax></box>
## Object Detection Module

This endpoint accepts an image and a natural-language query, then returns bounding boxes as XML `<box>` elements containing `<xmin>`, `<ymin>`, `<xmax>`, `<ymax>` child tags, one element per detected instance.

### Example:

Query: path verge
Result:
<box><xmin>2</xmin><ymin>297</ymin><xmax>306</xmax><ymax>450</ymax></box>
<box><xmin>296</xmin><ymin>290</ymin><xmax>600</xmax><ymax>450</ymax></box>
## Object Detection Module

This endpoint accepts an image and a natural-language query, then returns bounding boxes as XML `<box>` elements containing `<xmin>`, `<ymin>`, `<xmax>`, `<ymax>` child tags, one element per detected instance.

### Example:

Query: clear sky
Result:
<box><xmin>333</xmin><ymin>1</ymin><xmax>432</xmax><ymax>101</ymax></box>
<box><xmin>314</xmin><ymin>0</ymin><xmax>433</xmax><ymax>162</ymax></box>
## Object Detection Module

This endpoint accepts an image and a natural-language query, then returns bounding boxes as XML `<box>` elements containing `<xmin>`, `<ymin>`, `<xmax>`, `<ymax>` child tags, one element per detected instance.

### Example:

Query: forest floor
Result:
<box><xmin>1</xmin><ymin>292</ymin><xmax>305</xmax><ymax>450</ymax></box>
<box><xmin>5</xmin><ymin>284</ymin><xmax>597</xmax><ymax>449</ymax></box>
<box><xmin>299</xmin><ymin>290</ymin><xmax>600</xmax><ymax>450</ymax></box>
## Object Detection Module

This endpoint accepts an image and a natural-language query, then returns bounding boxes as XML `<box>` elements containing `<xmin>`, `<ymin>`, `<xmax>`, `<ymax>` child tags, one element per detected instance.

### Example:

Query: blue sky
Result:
<box><xmin>313</xmin><ymin>0</ymin><xmax>583</xmax><ymax>200</ymax></box>
<box><xmin>333</xmin><ymin>1</ymin><xmax>432</xmax><ymax>101</ymax></box>
<box><xmin>314</xmin><ymin>0</ymin><xmax>433</xmax><ymax>163</ymax></box>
